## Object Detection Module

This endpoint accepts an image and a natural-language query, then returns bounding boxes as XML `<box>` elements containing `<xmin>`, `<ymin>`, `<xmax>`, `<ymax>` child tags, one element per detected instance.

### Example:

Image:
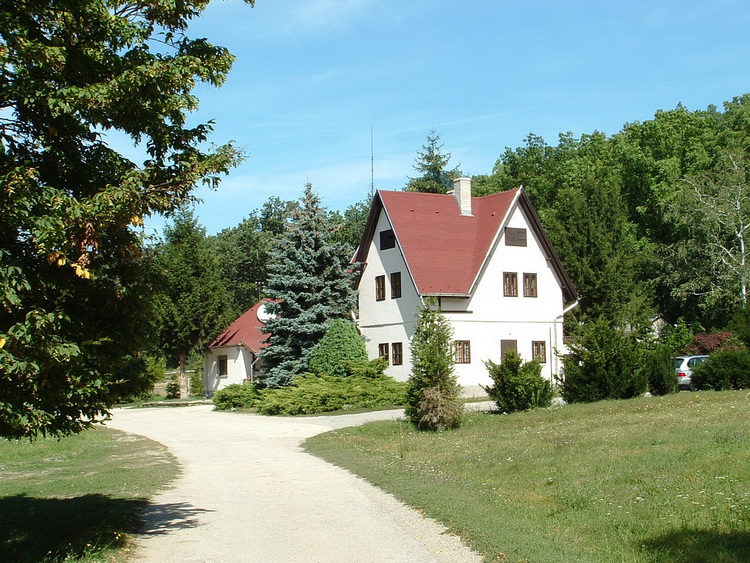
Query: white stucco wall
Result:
<box><xmin>357</xmin><ymin>210</ymin><xmax>421</xmax><ymax>381</ymax></box>
<box><xmin>203</xmin><ymin>345</ymin><xmax>257</xmax><ymax>395</ymax></box>
<box><xmin>357</xmin><ymin>198</ymin><xmax>570</xmax><ymax>388</ymax></box>
<box><xmin>449</xmin><ymin>202</ymin><xmax>568</xmax><ymax>386</ymax></box>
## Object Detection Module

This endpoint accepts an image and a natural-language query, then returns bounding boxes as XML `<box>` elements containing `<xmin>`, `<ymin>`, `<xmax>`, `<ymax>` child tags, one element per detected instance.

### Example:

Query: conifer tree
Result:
<box><xmin>260</xmin><ymin>185</ymin><xmax>357</xmax><ymax>387</ymax></box>
<box><xmin>405</xmin><ymin>130</ymin><xmax>461</xmax><ymax>194</ymax></box>
<box><xmin>155</xmin><ymin>211</ymin><xmax>232</xmax><ymax>398</ymax></box>
<box><xmin>406</xmin><ymin>300</ymin><xmax>463</xmax><ymax>430</ymax></box>
<box><xmin>308</xmin><ymin>319</ymin><xmax>367</xmax><ymax>378</ymax></box>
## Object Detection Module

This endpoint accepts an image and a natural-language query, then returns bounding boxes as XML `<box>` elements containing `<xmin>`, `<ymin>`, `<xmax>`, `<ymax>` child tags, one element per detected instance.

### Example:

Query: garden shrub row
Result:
<box><xmin>212</xmin><ymin>364</ymin><xmax>407</xmax><ymax>415</ymax></box>
<box><xmin>692</xmin><ymin>349</ymin><xmax>750</xmax><ymax>390</ymax></box>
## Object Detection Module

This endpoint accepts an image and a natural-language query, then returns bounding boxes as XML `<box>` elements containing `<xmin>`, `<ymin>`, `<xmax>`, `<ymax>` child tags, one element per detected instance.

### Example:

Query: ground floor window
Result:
<box><xmin>392</xmin><ymin>342</ymin><xmax>403</xmax><ymax>365</ymax></box>
<box><xmin>453</xmin><ymin>340</ymin><xmax>471</xmax><ymax>363</ymax></box>
<box><xmin>378</xmin><ymin>343</ymin><xmax>390</xmax><ymax>365</ymax></box>
<box><xmin>218</xmin><ymin>355</ymin><xmax>228</xmax><ymax>376</ymax></box>
<box><xmin>500</xmin><ymin>339</ymin><xmax>517</xmax><ymax>358</ymax></box>
<box><xmin>532</xmin><ymin>341</ymin><xmax>547</xmax><ymax>363</ymax></box>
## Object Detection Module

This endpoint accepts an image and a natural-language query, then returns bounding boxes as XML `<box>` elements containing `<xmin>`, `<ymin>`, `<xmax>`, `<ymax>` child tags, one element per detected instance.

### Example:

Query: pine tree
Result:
<box><xmin>260</xmin><ymin>185</ymin><xmax>357</xmax><ymax>387</ymax></box>
<box><xmin>155</xmin><ymin>210</ymin><xmax>232</xmax><ymax>398</ymax></box>
<box><xmin>406</xmin><ymin>300</ymin><xmax>463</xmax><ymax>430</ymax></box>
<box><xmin>405</xmin><ymin>130</ymin><xmax>461</xmax><ymax>194</ymax></box>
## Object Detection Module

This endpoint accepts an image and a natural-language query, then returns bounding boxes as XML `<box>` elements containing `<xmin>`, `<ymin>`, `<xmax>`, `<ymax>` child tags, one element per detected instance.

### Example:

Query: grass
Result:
<box><xmin>304</xmin><ymin>390</ymin><xmax>750</xmax><ymax>562</ymax></box>
<box><xmin>0</xmin><ymin>427</ymin><xmax>178</xmax><ymax>562</ymax></box>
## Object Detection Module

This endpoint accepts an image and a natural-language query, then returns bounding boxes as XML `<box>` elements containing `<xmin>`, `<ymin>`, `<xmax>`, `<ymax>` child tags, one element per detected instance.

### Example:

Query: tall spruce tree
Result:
<box><xmin>260</xmin><ymin>185</ymin><xmax>357</xmax><ymax>387</ymax></box>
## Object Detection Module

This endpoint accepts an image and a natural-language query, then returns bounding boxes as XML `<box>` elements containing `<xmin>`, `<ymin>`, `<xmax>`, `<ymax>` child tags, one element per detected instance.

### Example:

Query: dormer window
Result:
<box><xmin>379</xmin><ymin>229</ymin><xmax>396</xmax><ymax>250</ymax></box>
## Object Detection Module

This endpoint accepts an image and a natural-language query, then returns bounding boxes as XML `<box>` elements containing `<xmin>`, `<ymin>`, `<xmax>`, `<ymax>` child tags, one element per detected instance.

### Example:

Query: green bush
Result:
<box><xmin>254</xmin><ymin>372</ymin><xmax>407</xmax><ymax>415</ymax></box>
<box><xmin>691</xmin><ymin>350</ymin><xmax>750</xmax><ymax>390</ymax></box>
<box><xmin>560</xmin><ymin>318</ymin><xmax>648</xmax><ymax>403</ymax></box>
<box><xmin>212</xmin><ymin>383</ymin><xmax>260</xmax><ymax>410</ymax></box>
<box><xmin>643</xmin><ymin>344</ymin><xmax>677</xmax><ymax>396</ymax></box>
<box><xmin>483</xmin><ymin>351</ymin><xmax>553</xmax><ymax>413</ymax></box>
<box><xmin>308</xmin><ymin>319</ymin><xmax>368</xmax><ymax>377</ymax></box>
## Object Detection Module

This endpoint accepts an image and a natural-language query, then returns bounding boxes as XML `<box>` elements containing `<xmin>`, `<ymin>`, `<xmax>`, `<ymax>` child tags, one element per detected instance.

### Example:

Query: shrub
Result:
<box><xmin>483</xmin><ymin>351</ymin><xmax>552</xmax><ymax>413</ymax></box>
<box><xmin>691</xmin><ymin>350</ymin><xmax>750</xmax><ymax>391</ymax></box>
<box><xmin>560</xmin><ymin>318</ymin><xmax>648</xmax><ymax>403</ymax></box>
<box><xmin>212</xmin><ymin>383</ymin><xmax>260</xmax><ymax>410</ymax></box>
<box><xmin>406</xmin><ymin>300</ymin><xmax>463</xmax><ymax>430</ymax></box>
<box><xmin>642</xmin><ymin>344</ymin><xmax>677</xmax><ymax>396</ymax></box>
<box><xmin>684</xmin><ymin>331</ymin><xmax>740</xmax><ymax>355</ymax></box>
<box><xmin>254</xmin><ymin>372</ymin><xmax>407</xmax><ymax>415</ymax></box>
<box><xmin>308</xmin><ymin>319</ymin><xmax>368</xmax><ymax>377</ymax></box>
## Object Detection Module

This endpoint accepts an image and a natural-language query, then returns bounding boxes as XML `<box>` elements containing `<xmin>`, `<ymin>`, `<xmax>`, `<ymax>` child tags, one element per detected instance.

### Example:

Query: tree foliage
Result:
<box><xmin>308</xmin><ymin>319</ymin><xmax>367</xmax><ymax>378</ymax></box>
<box><xmin>0</xmin><ymin>0</ymin><xmax>249</xmax><ymax>438</ymax></box>
<box><xmin>405</xmin><ymin>129</ymin><xmax>461</xmax><ymax>194</ymax></box>
<box><xmin>154</xmin><ymin>210</ymin><xmax>231</xmax><ymax>398</ymax></box>
<box><xmin>406</xmin><ymin>300</ymin><xmax>462</xmax><ymax>431</ymax></box>
<box><xmin>259</xmin><ymin>185</ymin><xmax>357</xmax><ymax>387</ymax></box>
<box><xmin>479</xmin><ymin>95</ymin><xmax>750</xmax><ymax>331</ymax></box>
<box><xmin>559</xmin><ymin>319</ymin><xmax>648</xmax><ymax>404</ymax></box>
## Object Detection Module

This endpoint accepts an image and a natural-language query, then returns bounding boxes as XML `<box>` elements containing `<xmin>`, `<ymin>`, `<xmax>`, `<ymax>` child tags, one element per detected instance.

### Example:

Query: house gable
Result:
<box><xmin>355</xmin><ymin>187</ymin><xmax>576</xmax><ymax>303</ymax></box>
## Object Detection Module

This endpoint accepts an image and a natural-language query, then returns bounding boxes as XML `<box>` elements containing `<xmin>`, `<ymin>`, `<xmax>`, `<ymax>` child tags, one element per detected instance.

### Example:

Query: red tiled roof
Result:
<box><xmin>378</xmin><ymin>189</ymin><xmax>517</xmax><ymax>295</ymax></box>
<box><xmin>354</xmin><ymin>188</ymin><xmax>577</xmax><ymax>302</ymax></box>
<box><xmin>208</xmin><ymin>299</ymin><xmax>273</xmax><ymax>352</ymax></box>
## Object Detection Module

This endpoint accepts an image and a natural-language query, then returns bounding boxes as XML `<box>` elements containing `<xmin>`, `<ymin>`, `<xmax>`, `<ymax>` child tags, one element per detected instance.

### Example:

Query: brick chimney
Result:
<box><xmin>452</xmin><ymin>177</ymin><xmax>472</xmax><ymax>216</ymax></box>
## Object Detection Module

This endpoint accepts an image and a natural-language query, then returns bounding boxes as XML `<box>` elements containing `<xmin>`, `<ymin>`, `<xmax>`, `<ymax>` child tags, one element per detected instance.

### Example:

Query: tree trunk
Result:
<box><xmin>178</xmin><ymin>351</ymin><xmax>190</xmax><ymax>399</ymax></box>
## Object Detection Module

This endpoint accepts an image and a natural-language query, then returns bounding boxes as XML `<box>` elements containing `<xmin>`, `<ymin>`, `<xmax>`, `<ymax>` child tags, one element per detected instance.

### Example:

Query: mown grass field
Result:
<box><xmin>0</xmin><ymin>427</ymin><xmax>178</xmax><ymax>562</ymax></box>
<box><xmin>305</xmin><ymin>391</ymin><xmax>750</xmax><ymax>562</ymax></box>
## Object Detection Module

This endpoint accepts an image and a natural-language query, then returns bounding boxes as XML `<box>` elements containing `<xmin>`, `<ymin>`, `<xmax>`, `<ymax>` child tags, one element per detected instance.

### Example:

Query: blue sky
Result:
<box><xmin>148</xmin><ymin>0</ymin><xmax>750</xmax><ymax>235</ymax></box>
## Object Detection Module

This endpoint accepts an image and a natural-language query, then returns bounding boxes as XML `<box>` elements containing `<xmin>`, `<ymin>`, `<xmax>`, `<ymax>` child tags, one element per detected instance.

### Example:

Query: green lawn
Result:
<box><xmin>304</xmin><ymin>391</ymin><xmax>750</xmax><ymax>562</ymax></box>
<box><xmin>0</xmin><ymin>427</ymin><xmax>178</xmax><ymax>562</ymax></box>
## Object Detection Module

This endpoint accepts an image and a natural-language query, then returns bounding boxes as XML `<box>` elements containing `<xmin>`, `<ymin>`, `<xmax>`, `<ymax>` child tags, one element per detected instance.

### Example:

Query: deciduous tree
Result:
<box><xmin>0</xmin><ymin>0</ymin><xmax>251</xmax><ymax>438</ymax></box>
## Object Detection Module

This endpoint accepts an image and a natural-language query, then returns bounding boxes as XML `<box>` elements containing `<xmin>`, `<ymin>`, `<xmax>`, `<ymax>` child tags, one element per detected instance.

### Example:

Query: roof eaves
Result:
<box><xmin>517</xmin><ymin>190</ymin><xmax>578</xmax><ymax>303</ymax></box>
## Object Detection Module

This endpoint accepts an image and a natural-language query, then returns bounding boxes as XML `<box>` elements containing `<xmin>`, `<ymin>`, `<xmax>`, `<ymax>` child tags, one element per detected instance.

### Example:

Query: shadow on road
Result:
<box><xmin>139</xmin><ymin>500</ymin><xmax>214</xmax><ymax>535</ymax></box>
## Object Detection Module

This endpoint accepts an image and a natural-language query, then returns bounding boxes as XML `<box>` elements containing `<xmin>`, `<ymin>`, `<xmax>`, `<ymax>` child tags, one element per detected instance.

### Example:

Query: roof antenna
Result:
<box><xmin>370</xmin><ymin>125</ymin><xmax>375</xmax><ymax>199</ymax></box>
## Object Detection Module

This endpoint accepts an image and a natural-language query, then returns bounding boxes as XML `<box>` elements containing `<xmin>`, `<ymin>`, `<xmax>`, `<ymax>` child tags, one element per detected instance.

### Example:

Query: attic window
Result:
<box><xmin>379</xmin><ymin>229</ymin><xmax>396</xmax><ymax>250</ymax></box>
<box><xmin>505</xmin><ymin>227</ymin><xmax>527</xmax><ymax>247</ymax></box>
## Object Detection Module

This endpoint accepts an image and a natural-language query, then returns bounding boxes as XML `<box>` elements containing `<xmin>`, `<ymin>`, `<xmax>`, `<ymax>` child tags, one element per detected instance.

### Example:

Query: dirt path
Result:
<box><xmin>106</xmin><ymin>405</ymin><xmax>482</xmax><ymax>562</ymax></box>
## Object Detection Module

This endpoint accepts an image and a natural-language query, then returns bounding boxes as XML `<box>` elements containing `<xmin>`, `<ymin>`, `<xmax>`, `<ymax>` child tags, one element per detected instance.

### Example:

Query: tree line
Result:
<box><xmin>154</xmin><ymin>97</ymin><xmax>750</xmax><ymax>398</ymax></box>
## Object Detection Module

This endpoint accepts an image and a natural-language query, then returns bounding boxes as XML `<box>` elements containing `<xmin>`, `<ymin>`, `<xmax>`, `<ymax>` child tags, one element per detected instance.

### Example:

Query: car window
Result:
<box><xmin>688</xmin><ymin>357</ymin><xmax>706</xmax><ymax>367</ymax></box>
<box><xmin>673</xmin><ymin>359</ymin><xmax>684</xmax><ymax>369</ymax></box>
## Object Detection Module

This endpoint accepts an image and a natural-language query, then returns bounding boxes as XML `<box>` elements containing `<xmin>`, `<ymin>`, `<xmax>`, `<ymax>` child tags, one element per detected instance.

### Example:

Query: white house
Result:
<box><xmin>203</xmin><ymin>299</ymin><xmax>272</xmax><ymax>395</ymax></box>
<box><xmin>353</xmin><ymin>178</ymin><xmax>578</xmax><ymax>388</ymax></box>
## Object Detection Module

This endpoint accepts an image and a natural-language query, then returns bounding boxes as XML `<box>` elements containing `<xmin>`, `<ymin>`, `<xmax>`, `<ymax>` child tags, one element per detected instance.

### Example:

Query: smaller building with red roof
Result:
<box><xmin>203</xmin><ymin>299</ymin><xmax>273</xmax><ymax>395</ymax></box>
<box><xmin>354</xmin><ymin>178</ymin><xmax>577</xmax><ymax>388</ymax></box>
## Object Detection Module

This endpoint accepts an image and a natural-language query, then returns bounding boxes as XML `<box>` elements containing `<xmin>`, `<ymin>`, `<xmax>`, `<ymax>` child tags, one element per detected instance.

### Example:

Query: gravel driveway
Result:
<box><xmin>105</xmin><ymin>405</ymin><xmax>481</xmax><ymax>562</ymax></box>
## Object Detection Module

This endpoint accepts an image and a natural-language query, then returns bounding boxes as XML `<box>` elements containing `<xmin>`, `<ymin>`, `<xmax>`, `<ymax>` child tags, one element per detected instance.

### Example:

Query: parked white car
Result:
<box><xmin>674</xmin><ymin>355</ymin><xmax>709</xmax><ymax>391</ymax></box>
